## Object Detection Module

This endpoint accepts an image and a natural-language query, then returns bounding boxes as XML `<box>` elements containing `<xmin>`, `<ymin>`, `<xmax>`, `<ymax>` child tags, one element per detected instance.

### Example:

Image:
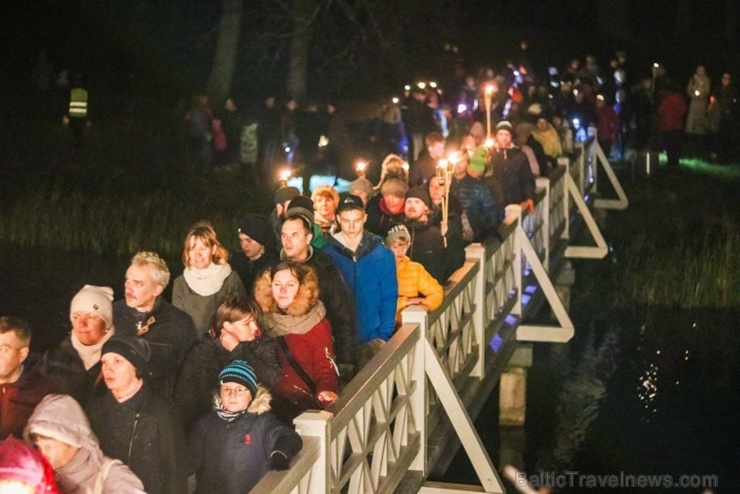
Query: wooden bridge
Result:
<box><xmin>253</xmin><ymin>139</ymin><xmax>628</xmax><ymax>494</ymax></box>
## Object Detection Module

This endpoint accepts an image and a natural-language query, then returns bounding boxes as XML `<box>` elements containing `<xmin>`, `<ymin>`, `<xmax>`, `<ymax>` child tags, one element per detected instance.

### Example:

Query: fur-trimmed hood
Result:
<box><xmin>213</xmin><ymin>384</ymin><xmax>272</xmax><ymax>415</ymax></box>
<box><xmin>253</xmin><ymin>263</ymin><xmax>321</xmax><ymax>317</ymax></box>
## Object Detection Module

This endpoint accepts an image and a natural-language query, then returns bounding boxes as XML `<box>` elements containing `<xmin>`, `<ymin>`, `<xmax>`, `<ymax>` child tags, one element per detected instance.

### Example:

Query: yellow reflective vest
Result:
<box><xmin>69</xmin><ymin>87</ymin><xmax>88</xmax><ymax>118</ymax></box>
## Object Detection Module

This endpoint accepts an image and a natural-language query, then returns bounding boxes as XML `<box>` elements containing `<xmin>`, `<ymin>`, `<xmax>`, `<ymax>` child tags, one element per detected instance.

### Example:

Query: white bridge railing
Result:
<box><xmin>253</xmin><ymin>140</ymin><xmax>625</xmax><ymax>493</ymax></box>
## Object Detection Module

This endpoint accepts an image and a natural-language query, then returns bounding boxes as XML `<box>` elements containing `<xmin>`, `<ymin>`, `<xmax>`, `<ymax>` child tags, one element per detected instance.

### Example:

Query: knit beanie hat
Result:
<box><xmin>0</xmin><ymin>437</ymin><xmax>57</xmax><ymax>494</ymax></box>
<box><xmin>381</xmin><ymin>177</ymin><xmax>409</xmax><ymax>198</ymax></box>
<box><xmin>238</xmin><ymin>213</ymin><xmax>271</xmax><ymax>247</ymax></box>
<box><xmin>218</xmin><ymin>360</ymin><xmax>258</xmax><ymax>396</ymax></box>
<box><xmin>385</xmin><ymin>224</ymin><xmax>410</xmax><ymax>245</ymax></box>
<box><xmin>349</xmin><ymin>177</ymin><xmax>374</xmax><ymax>199</ymax></box>
<box><xmin>70</xmin><ymin>285</ymin><xmax>114</xmax><ymax>330</ymax></box>
<box><xmin>286</xmin><ymin>195</ymin><xmax>315</xmax><ymax>225</ymax></box>
<box><xmin>405</xmin><ymin>186</ymin><xmax>431</xmax><ymax>209</ymax></box>
<box><xmin>274</xmin><ymin>186</ymin><xmax>301</xmax><ymax>206</ymax></box>
<box><xmin>469</xmin><ymin>146</ymin><xmax>489</xmax><ymax>174</ymax></box>
<box><xmin>102</xmin><ymin>334</ymin><xmax>151</xmax><ymax>376</ymax></box>
<box><xmin>495</xmin><ymin>120</ymin><xmax>514</xmax><ymax>135</ymax></box>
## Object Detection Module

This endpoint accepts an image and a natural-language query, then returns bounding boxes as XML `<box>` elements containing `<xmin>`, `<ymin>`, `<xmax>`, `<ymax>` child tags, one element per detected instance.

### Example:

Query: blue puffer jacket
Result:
<box><xmin>323</xmin><ymin>231</ymin><xmax>398</xmax><ymax>343</ymax></box>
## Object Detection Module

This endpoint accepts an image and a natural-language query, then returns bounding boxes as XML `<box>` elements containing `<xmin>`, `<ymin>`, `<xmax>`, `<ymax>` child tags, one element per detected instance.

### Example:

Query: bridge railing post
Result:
<box><xmin>505</xmin><ymin>204</ymin><xmax>523</xmax><ymax>317</ymax></box>
<box><xmin>465</xmin><ymin>243</ymin><xmax>487</xmax><ymax>378</ymax></box>
<box><xmin>292</xmin><ymin>410</ymin><xmax>332</xmax><ymax>493</ymax></box>
<box><xmin>401</xmin><ymin>307</ymin><xmax>430</xmax><ymax>474</ymax></box>
<box><xmin>536</xmin><ymin>176</ymin><xmax>551</xmax><ymax>272</ymax></box>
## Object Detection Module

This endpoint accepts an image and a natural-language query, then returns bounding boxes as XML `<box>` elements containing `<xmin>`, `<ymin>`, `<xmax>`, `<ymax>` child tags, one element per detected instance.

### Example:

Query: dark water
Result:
<box><xmin>439</xmin><ymin>273</ymin><xmax>739</xmax><ymax>493</ymax></box>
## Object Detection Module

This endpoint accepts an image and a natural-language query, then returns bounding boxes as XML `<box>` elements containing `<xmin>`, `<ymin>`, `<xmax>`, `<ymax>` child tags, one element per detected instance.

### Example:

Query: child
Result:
<box><xmin>187</xmin><ymin>360</ymin><xmax>302</xmax><ymax>493</ymax></box>
<box><xmin>385</xmin><ymin>224</ymin><xmax>444</xmax><ymax>324</ymax></box>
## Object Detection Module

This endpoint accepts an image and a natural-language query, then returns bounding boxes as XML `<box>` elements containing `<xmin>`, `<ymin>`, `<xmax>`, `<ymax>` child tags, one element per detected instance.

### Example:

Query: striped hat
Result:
<box><xmin>218</xmin><ymin>360</ymin><xmax>258</xmax><ymax>396</ymax></box>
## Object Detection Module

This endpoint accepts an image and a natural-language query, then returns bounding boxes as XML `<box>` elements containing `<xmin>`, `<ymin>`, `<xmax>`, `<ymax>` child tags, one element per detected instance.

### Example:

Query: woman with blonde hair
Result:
<box><xmin>172</xmin><ymin>221</ymin><xmax>246</xmax><ymax>333</ymax></box>
<box><xmin>310</xmin><ymin>185</ymin><xmax>340</xmax><ymax>235</ymax></box>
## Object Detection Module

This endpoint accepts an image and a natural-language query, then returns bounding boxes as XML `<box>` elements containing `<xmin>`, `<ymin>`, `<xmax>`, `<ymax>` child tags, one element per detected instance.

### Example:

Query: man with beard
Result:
<box><xmin>402</xmin><ymin>186</ymin><xmax>465</xmax><ymax>285</ymax></box>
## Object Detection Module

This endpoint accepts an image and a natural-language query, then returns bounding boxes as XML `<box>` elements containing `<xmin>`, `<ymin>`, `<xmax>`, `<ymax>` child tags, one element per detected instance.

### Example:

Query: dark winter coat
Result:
<box><xmin>230</xmin><ymin>249</ymin><xmax>278</xmax><ymax>296</ymax></box>
<box><xmin>484</xmin><ymin>146</ymin><xmax>536</xmax><ymax>208</ymax></box>
<box><xmin>403</xmin><ymin>218</ymin><xmax>466</xmax><ymax>285</ymax></box>
<box><xmin>187</xmin><ymin>387</ymin><xmax>302</xmax><ymax>494</ymax></box>
<box><xmin>364</xmin><ymin>195</ymin><xmax>405</xmax><ymax>238</ymax></box>
<box><xmin>42</xmin><ymin>337</ymin><xmax>108</xmax><ymax>408</ymax></box>
<box><xmin>450</xmin><ymin>174</ymin><xmax>501</xmax><ymax>242</ymax></box>
<box><xmin>0</xmin><ymin>353</ymin><xmax>57</xmax><ymax>439</ymax></box>
<box><xmin>173</xmin><ymin>332</ymin><xmax>281</xmax><ymax>433</ymax></box>
<box><xmin>87</xmin><ymin>383</ymin><xmax>188</xmax><ymax>494</ymax></box>
<box><xmin>113</xmin><ymin>297</ymin><xmax>199</xmax><ymax>399</ymax></box>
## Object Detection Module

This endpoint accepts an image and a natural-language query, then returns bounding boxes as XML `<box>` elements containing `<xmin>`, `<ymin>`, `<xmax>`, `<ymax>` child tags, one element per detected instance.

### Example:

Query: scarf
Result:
<box><xmin>71</xmin><ymin>328</ymin><xmax>115</xmax><ymax>370</ymax></box>
<box><xmin>182</xmin><ymin>262</ymin><xmax>232</xmax><ymax>296</ymax></box>
<box><xmin>216</xmin><ymin>407</ymin><xmax>247</xmax><ymax>422</ymax></box>
<box><xmin>262</xmin><ymin>302</ymin><xmax>326</xmax><ymax>337</ymax></box>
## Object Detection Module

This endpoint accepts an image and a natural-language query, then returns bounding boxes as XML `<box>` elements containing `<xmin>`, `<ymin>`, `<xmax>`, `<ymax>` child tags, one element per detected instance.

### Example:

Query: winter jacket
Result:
<box><xmin>230</xmin><ymin>249</ymin><xmax>278</xmax><ymax>295</ymax></box>
<box><xmin>403</xmin><ymin>219</ymin><xmax>466</xmax><ymax>285</ymax></box>
<box><xmin>254</xmin><ymin>268</ymin><xmax>339</xmax><ymax>418</ymax></box>
<box><xmin>395</xmin><ymin>256</ymin><xmax>444</xmax><ymax>321</ymax></box>
<box><xmin>87</xmin><ymin>384</ymin><xmax>188</xmax><ymax>494</ymax></box>
<box><xmin>484</xmin><ymin>146</ymin><xmax>536</xmax><ymax>208</ymax></box>
<box><xmin>113</xmin><ymin>297</ymin><xmax>199</xmax><ymax>399</ymax></box>
<box><xmin>450</xmin><ymin>174</ymin><xmax>501</xmax><ymax>242</ymax></box>
<box><xmin>323</xmin><ymin>231</ymin><xmax>398</xmax><ymax>343</ymax></box>
<box><xmin>658</xmin><ymin>91</ymin><xmax>688</xmax><ymax>132</ymax></box>
<box><xmin>42</xmin><ymin>337</ymin><xmax>109</xmax><ymax>408</ymax></box>
<box><xmin>174</xmin><ymin>332</ymin><xmax>281</xmax><ymax>433</ymax></box>
<box><xmin>279</xmin><ymin>246</ymin><xmax>357</xmax><ymax>371</ymax></box>
<box><xmin>172</xmin><ymin>268</ymin><xmax>247</xmax><ymax>334</ymax></box>
<box><xmin>187</xmin><ymin>387</ymin><xmax>302</xmax><ymax>494</ymax></box>
<box><xmin>24</xmin><ymin>394</ymin><xmax>145</xmax><ymax>494</ymax></box>
<box><xmin>0</xmin><ymin>353</ymin><xmax>57</xmax><ymax>440</ymax></box>
<box><xmin>364</xmin><ymin>195</ymin><xmax>405</xmax><ymax>238</ymax></box>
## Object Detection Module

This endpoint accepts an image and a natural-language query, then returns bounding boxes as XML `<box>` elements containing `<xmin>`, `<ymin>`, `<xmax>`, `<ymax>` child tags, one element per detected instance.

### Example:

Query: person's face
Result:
<box><xmin>0</xmin><ymin>331</ymin><xmax>29</xmax><ymax>383</ymax></box>
<box><xmin>383</xmin><ymin>194</ymin><xmax>405</xmax><ymax>214</ymax></box>
<box><xmin>238</xmin><ymin>233</ymin><xmax>264</xmax><ymax>259</ymax></box>
<box><xmin>428</xmin><ymin>177</ymin><xmax>443</xmax><ymax>204</ymax></box>
<box><xmin>722</xmin><ymin>74</ymin><xmax>731</xmax><ymax>87</ymax></box>
<box><xmin>404</xmin><ymin>197</ymin><xmax>428</xmax><ymax>221</ymax></box>
<box><xmin>696</xmin><ymin>65</ymin><xmax>706</xmax><ymax>76</ymax></box>
<box><xmin>536</xmin><ymin>118</ymin><xmax>548</xmax><ymax>132</ymax></box>
<box><xmin>124</xmin><ymin>263</ymin><xmax>163</xmax><ymax>313</ymax></box>
<box><xmin>314</xmin><ymin>195</ymin><xmax>336</xmax><ymax>219</ymax></box>
<box><xmin>460</xmin><ymin>135</ymin><xmax>476</xmax><ymax>154</ymax></box>
<box><xmin>337</xmin><ymin>209</ymin><xmax>366</xmax><ymax>239</ymax></box>
<box><xmin>495</xmin><ymin>129</ymin><xmax>512</xmax><ymax>148</ymax></box>
<box><xmin>219</xmin><ymin>383</ymin><xmax>252</xmax><ymax>412</ymax></box>
<box><xmin>349</xmin><ymin>189</ymin><xmax>369</xmax><ymax>205</ymax></box>
<box><xmin>188</xmin><ymin>237</ymin><xmax>215</xmax><ymax>270</ymax></box>
<box><xmin>33</xmin><ymin>436</ymin><xmax>79</xmax><ymax>470</ymax></box>
<box><xmin>272</xmin><ymin>268</ymin><xmax>300</xmax><ymax>309</ymax></box>
<box><xmin>225</xmin><ymin>98</ymin><xmax>236</xmax><ymax>111</ymax></box>
<box><xmin>101</xmin><ymin>352</ymin><xmax>140</xmax><ymax>397</ymax></box>
<box><xmin>428</xmin><ymin>141</ymin><xmax>446</xmax><ymax>160</ymax></box>
<box><xmin>281</xmin><ymin>219</ymin><xmax>312</xmax><ymax>260</ymax></box>
<box><xmin>389</xmin><ymin>240</ymin><xmax>410</xmax><ymax>262</ymax></box>
<box><xmin>71</xmin><ymin>312</ymin><xmax>107</xmax><ymax>346</ymax></box>
<box><xmin>223</xmin><ymin>314</ymin><xmax>261</xmax><ymax>343</ymax></box>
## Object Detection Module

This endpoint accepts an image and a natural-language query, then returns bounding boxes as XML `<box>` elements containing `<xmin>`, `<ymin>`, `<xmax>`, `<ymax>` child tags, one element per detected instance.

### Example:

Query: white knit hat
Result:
<box><xmin>69</xmin><ymin>285</ymin><xmax>114</xmax><ymax>329</ymax></box>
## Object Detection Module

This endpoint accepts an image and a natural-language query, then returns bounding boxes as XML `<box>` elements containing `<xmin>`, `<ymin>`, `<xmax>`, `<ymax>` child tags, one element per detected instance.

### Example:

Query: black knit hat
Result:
<box><xmin>238</xmin><ymin>214</ymin><xmax>271</xmax><ymax>247</ymax></box>
<box><xmin>286</xmin><ymin>195</ymin><xmax>315</xmax><ymax>225</ymax></box>
<box><xmin>405</xmin><ymin>186</ymin><xmax>431</xmax><ymax>209</ymax></box>
<box><xmin>274</xmin><ymin>186</ymin><xmax>301</xmax><ymax>205</ymax></box>
<box><xmin>102</xmin><ymin>334</ymin><xmax>151</xmax><ymax>377</ymax></box>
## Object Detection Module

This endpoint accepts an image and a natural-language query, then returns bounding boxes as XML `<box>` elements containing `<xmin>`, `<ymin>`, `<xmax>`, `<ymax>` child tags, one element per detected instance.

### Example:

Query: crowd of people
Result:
<box><xmin>8</xmin><ymin>49</ymin><xmax>736</xmax><ymax>493</ymax></box>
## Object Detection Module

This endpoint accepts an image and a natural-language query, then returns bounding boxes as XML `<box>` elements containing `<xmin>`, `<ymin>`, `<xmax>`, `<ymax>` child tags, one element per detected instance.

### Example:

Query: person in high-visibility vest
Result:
<box><xmin>64</xmin><ymin>74</ymin><xmax>88</xmax><ymax>149</ymax></box>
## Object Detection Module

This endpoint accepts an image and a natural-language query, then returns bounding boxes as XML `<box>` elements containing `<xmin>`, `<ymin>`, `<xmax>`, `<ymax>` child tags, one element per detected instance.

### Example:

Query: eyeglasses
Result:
<box><xmin>220</xmin><ymin>387</ymin><xmax>249</xmax><ymax>397</ymax></box>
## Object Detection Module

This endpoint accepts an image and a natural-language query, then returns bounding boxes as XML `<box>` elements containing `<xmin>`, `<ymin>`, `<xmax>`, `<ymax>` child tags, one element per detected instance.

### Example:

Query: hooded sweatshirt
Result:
<box><xmin>24</xmin><ymin>394</ymin><xmax>145</xmax><ymax>494</ymax></box>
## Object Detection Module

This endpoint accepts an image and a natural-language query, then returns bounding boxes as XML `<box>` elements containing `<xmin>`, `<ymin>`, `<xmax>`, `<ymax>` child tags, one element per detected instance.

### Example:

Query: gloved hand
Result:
<box><xmin>270</xmin><ymin>451</ymin><xmax>290</xmax><ymax>470</ymax></box>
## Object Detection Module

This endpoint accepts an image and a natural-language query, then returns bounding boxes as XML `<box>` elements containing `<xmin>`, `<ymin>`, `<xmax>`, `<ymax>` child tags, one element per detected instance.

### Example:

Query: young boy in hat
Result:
<box><xmin>86</xmin><ymin>335</ymin><xmax>187</xmax><ymax>494</ymax></box>
<box><xmin>385</xmin><ymin>224</ymin><xmax>444</xmax><ymax>325</ymax></box>
<box><xmin>187</xmin><ymin>360</ymin><xmax>302</xmax><ymax>493</ymax></box>
<box><xmin>231</xmin><ymin>214</ymin><xmax>278</xmax><ymax>294</ymax></box>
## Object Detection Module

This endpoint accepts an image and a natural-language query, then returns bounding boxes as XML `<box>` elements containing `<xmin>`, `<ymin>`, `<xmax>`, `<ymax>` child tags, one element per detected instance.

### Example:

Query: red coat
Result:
<box><xmin>1</xmin><ymin>354</ymin><xmax>57</xmax><ymax>439</ymax></box>
<box><xmin>274</xmin><ymin>317</ymin><xmax>338</xmax><ymax>412</ymax></box>
<box><xmin>595</xmin><ymin>103</ymin><xmax>620</xmax><ymax>142</ymax></box>
<box><xmin>658</xmin><ymin>91</ymin><xmax>688</xmax><ymax>132</ymax></box>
